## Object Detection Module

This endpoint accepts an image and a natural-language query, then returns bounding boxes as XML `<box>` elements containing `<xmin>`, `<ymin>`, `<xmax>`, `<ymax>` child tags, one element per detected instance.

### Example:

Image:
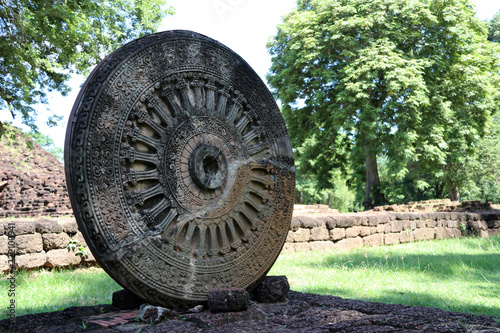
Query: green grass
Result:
<box><xmin>0</xmin><ymin>267</ymin><xmax>121</xmax><ymax>320</ymax></box>
<box><xmin>269</xmin><ymin>236</ymin><xmax>500</xmax><ymax>317</ymax></box>
<box><xmin>1</xmin><ymin>237</ymin><xmax>499</xmax><ymax>320</ymax></box>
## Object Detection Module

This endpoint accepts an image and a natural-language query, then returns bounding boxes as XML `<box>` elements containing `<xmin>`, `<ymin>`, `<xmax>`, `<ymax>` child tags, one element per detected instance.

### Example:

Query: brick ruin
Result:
<box><xmin>0</xmin><ymin>124</ymin><xmax>72</xmax><ymax>218</ymax></box>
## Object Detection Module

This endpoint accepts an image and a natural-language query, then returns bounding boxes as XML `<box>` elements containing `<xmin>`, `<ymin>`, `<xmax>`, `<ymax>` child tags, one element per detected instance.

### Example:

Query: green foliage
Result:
<box><xmin>461</xmin><ymin>116</ymin><xmax>500</xmax><ymax>203</ymax></box>
<box><xmin>268</xmin><ymin>0</ymin><xmax>500</xmax><ymax>208</ymax></box>
<box><xmin>27</xmin><ymin>130</ymin><xmax>64</xmax><ymax>161</ymax></box>
<box><xmin>488</xmin><ymin>10</ymin><xmax>500</xmax><ymax>43</ymax></box>
<box><xmin>295</xmin><ymin>171</ymin><xmax>360</xmax><ymax>212</ymax></box>
<box><xmin>67</xmin><ymin>238</ymin><xmax>88</xmax><ymax>259</ymax></box>
<box><xmin>0</xmin><ymin>0</ymin><xmax>174</xmax><ymax>131</ymax></box>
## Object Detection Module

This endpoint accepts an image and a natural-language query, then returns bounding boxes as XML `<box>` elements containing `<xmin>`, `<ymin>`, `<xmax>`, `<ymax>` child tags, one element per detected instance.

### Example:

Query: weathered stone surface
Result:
<box><xmin>469</xmin><ymin>220</ymin><xmax>488</xmax><ymax>231</ymax></box>
<box><xmin>138</xmin><ymin>304</ymin><xmax>175</xmax><ymax>324</ymax></box>
<box><xmin>252</xmin><ymin>276</ymin><xmax>289</xmax><ymax>303</ymax></box>
<box><xmin>310</xmin><ymin>226</ymin><xmax>329</xmax><ymax>241</ymax></box>
<box><xmin>9</xmin><ymin>221</ymin><xmax>36</xmax><ymax>235</ymax></box>
<box><xmin>384</xmin><ymin>233</ymin><xmax>400</xmax><ymax>245</ymax></box>
<box><xmin>345</xmin><ymin>226</ymin><xmax>361</xmax><ymax>238</ymax></box>
<box><xmin>0</xmin><ymin>255</ymin><xmax>9</xmax><ymax>272</ymax></box>
<box><xmin>15</xmin><ymin>234</ymin><xmax>43</xmax><ymax>254</ymax></box>
<box><xmin>0</xmin><ymin>235</ymin><xmax>8</xmax><ymax>255</ymax></box>
<box><xmin>390</xmin><ymin>221</ymin><xmax>403</xmax><ymax>233</ymax></box>
<box><xmin>59</xmin><ymin>219</ymin><xmax>79</xmax><ymax>234</ymax></box>
<box><xmin>434</xmin><ymin>227</ymin><xmax>447</xmax><ymax>239</ymax></box>
<box><xmin>290</xmin><ymin>217</ymin><xmax>301</xmax><ymax>232</ymax></box>
<box><xmin>413</xmin><ymin>228</ymin><xmax>435</xmax><ymax>241</ymax></box>
<box><xmin>0</xmin><ymin>124</ymin><xmax>73</xmax><ymax>219</ymax></box>
<box><xmin>113</xmin><ymin>289</ymin><xmax>147</xmax><ymax>310</ymax></box>
<box><xmin>324</xmin><ymin>216</ymin><xmax>337</xmax><ymax>229</ymax></box>
<box><xmin>15</xmin><ymin>252</ymin><xmax>46</xmax><ymax>269</ymax></box>
<box><xmin>329</xmin><ymin>228</ymin><xmax>345</xmax><ymax>241</ymax></box>
<box><xmin>294</xmin><ymin>242</ymin><xmax>311</xmax><ymax>252</ymax></box>
<box><xmin>334</xmin><ymin>215</ymin><xmax>362</xmax><ymax>228</ymax></box>
<box><xmin>426</xmin><ymin>219</ymin><xmax>437</xmax><ymax>228</ymax></box>
<box><xmin>281</xmin><ymin>243</ymin><xmax>295</xmax><ymax>254</ymax></box>
<box><xmin>487</xmin><ymin>220</ymin><xmax>500</xmax><ymax>229</ymax></box>
<box><xmin>42</xmin><ymin>233</ymin><xmax>70</xmax><ymax>251</ymax></box>
<box><xmin>35</xmin><ymin>219</ymin><xmax>64</xmax><ymax>233</ymax></box>
<box><xmin>65</xmin><ymin>31</ymin><xmax>295</xmax><ymax>308</ymax></box>
<box><xmin>363</xmin><ymin>234</ymin><xmax>383</xmax><ymax>247</ymax></box>
<box><xmin>399</xmin><ymin>231</ymin><xmax>414</xmax><ymax>243</ymax></box>
<box><xmin>309</xmin><ymin>241</ymin><xmax>336</xmax><ymax>252</ymax></box>
<box><xmin>208</xmin><ymin>288</ymin><xmax>250</xmax><ymax>313</ymax></box>
<box><xmin>295</xmin><ymin>215</ymin><xmax>322</xmax><ymax>228</ymax></box>
<box><xmin>335</xmin><ymin>237</ymin><xmax>363</xmax><ymax>251</ymax></box>
<box><xmin>359</xmin><ymin>226</ymin><xmax>371</xmax><ymax>237</ymax></box>
<box><xmin>288</xmin><ymin>228</ymin><xmax>310</xmax><ymax>243</ymax></box>
<box><xmin>446</xmin><ymin>228</ymin><xmax>462</xmax><ymax>238</ymax></box>
<box><xmin>45</xmin><ymin>248</ymin><xmax>81</xmax><ymax>267</ymax></box>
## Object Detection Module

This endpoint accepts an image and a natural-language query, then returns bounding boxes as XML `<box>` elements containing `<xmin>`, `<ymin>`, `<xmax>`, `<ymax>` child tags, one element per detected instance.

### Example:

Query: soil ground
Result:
<box><xmin>1</xmin><ymin>291</ymin><xmax>499</xmax><ymax>332</ymax></box>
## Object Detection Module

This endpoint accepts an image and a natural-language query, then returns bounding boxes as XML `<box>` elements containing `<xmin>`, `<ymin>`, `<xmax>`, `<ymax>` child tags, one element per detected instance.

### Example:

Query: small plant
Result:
<box><xmin>66</xmin><ymin>238</ymin><xmax>89</xmax><ymax>259</ymax></box>
<box><xmin>81</xmin><ymin>321</ymin><xmax>87</xmax><ymax>329</ymax></box>
<box><xmin>459</xmin><ymin>223</ymin><xmax>468</xmax><ymax>235</ymax></box>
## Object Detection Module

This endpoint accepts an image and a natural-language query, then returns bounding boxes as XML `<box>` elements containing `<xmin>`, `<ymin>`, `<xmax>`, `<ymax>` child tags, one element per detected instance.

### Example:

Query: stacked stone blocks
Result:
<box><xmin>0</xmin><ymin>218</ymin><xmax>95</xmax><ymax>272</ymax></box>
<box><xmin>283</xmin><ymin>211</ymin><xmax>500</xmax><ymax>253</ymax></box>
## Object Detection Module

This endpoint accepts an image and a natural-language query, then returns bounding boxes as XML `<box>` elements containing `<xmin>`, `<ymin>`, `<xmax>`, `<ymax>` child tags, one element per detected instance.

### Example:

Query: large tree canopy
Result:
<box><xmin>267</xmin><ymin>0</ymin><xmax>500</xmax><ymax>209</ymax></box>
<box><xmin>488</xmin><ymin>9</ymin><xmax>500</xmax><ymax>43</ymax></box>
<box><xmin>0</xmin><ymin>0</ymin><xmax>173</xmax><ymax>130</ymax></box>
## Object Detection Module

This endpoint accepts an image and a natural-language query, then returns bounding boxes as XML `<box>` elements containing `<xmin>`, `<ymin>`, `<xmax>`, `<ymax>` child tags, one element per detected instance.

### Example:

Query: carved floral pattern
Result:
<box><xmin>66</xmin><ymin>30</ymin><xmax>295</xmax><ymax>308</ymax></box>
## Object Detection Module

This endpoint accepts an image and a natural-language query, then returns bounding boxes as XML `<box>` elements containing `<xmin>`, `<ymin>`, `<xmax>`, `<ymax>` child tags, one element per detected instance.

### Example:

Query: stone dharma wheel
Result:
<box><xmin>65</xmin><ymin>30</ymin><xmax>295</xmax><ymax>308</ymax></box>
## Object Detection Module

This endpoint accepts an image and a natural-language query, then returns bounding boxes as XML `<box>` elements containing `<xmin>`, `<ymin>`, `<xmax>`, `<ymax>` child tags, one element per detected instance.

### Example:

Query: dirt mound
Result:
<box><xmin>0</xmin><ymin>124</ymin><xmax>72</xmax><ymax>218</ymax></box>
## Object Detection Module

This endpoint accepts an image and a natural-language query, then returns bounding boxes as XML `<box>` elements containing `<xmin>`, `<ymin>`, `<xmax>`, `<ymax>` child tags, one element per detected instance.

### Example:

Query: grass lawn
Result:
<box><xmin>1</xmin><ymin>236</ymin><xmax>499</xmax><ymax>320</ymax></box>
<box><xmin>269</xmin><ymin>236</ymin><xmax>500</xmax><ymax>317</ymax></box>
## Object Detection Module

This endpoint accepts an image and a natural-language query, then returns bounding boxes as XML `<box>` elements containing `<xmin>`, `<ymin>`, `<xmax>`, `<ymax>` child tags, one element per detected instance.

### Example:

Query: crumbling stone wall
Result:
<box><xmin>283</xmin><ymin>211</ymin><xmax>500</xmax><ymax>253</ymax></box>
<box><xmin>0</xmin><ymin>218</ymin><xmax>95</xmax><ymax>272</ymax></box>
<box><xmin>0</xmin><ymin>125</ymin><xmax>72</xmax><ymax>218</ymax></box>
<box><xmin>2</xmin><ymin>211</ymin><xmax>500</xmax><ymax>271</ymax></box>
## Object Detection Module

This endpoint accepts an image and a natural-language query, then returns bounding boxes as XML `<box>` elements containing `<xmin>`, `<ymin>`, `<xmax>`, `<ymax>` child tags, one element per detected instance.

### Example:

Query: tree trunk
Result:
<box><xmin>299</xmin><ymin>191</ymin><xmax>303</xmax><ymax>204</ymax></box>
<box><xmin>328</xmin><ymin>193</ymin><xmax>332</xmax><ymax>208</ymax></box>
<box><xmin>363</xmin><ymin>144</ymin><xmax>384</xmax><ymax>210</ymax></box>
<box><xmin>448</xmin><ymin>181</ymin><xmax>460</xmax><ymax>202</ymax></box>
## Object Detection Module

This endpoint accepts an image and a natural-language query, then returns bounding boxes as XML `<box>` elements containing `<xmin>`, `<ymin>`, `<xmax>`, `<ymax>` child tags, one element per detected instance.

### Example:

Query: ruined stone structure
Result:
<box><xmin>2</xmin><ymin>211</ymin><xmax>500</xmax><ymax>272</ymax></box>
<box><xmin>0</xmin><ymin>125</ymin><xmax>72</xmax><ymax>218</ymax></box>
<box><xmin>65</xmin><ymin>30</ymin><xmax>295</xmax><ymax>309</ymax></box>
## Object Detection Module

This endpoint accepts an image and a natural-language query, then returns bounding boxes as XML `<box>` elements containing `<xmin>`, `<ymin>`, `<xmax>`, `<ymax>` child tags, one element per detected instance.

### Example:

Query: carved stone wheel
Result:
<box><xmin>65</xmin><ymin>30</ymin><xmax>295</xmax><ymax>309</ymax></box>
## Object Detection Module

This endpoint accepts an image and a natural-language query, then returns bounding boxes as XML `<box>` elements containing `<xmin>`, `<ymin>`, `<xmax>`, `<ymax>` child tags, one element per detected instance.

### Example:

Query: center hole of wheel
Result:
<box><xmin>189</xmin><ymin>144</ymin><xmax>227</xmax><ymax>190</ymax></box>
<box><xmin>203</xmin><ymin>155</ymin><xmax>219</xmax><ymax>177</ymax></box>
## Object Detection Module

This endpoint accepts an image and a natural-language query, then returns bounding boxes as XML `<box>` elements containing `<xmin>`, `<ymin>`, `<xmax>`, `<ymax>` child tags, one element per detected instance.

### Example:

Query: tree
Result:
<box><xmin>27</xmin><ymin>129</ymin><xmax>64</xmax><ymax>161</ymax></box>
<box><xmin>488</xmin><ymin>10</ymin><xmax>500</xmax><ymax>43</ymax></box>
<box><xmin>0</xmin><ymin>0</ymin><xmax>173</xmax><ymax>131</ymax></box>
<box><xmin>267</xmin><ymin>0</ymin><xmax>500</xmax><ymax>208</ymax></box>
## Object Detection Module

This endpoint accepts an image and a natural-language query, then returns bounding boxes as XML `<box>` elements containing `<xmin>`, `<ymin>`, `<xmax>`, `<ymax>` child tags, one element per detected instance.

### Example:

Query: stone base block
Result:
<box><xmin>208</xmin><ymin>288</ymin><xmax>249</xmax><ymax>313</ymax></box>
<box><xmin>251</xmin><ymin>275</ymin><xmax>289</xmax><ymax>303</ymax></box>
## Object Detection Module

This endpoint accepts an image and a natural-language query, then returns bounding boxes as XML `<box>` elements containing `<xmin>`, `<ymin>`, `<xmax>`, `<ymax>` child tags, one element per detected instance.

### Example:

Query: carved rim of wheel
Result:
<box><xmin>65</xmin><ymin>30</ymin><xmax>295</xmax><ymax>308</ymax></box>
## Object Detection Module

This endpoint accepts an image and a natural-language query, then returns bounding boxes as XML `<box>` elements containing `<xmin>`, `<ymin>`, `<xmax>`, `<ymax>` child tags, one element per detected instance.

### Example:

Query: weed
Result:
<box><xmin>66</xmin><ymin>238</ymin><xmax>89</xmax><ymax>259</ymax></box>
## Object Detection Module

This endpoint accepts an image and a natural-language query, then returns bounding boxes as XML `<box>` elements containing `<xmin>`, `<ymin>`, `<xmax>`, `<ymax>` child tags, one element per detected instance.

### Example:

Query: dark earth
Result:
<box><xmin>1</xmin><ymin>290</ymin><xmax>499</xmax><ymax>332</ymax></box>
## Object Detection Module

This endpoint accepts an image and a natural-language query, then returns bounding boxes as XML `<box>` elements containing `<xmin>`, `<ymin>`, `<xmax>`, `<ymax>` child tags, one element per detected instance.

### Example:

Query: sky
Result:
<box><xmin>1</xmin><ymin>0</ymin><xmax>499</xmax><ymax>151</ymax></box>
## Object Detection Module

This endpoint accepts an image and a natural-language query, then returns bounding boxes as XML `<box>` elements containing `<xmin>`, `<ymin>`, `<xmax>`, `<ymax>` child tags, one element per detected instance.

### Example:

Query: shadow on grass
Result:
<box><xmin>294</xmin><ymin>237</ymin><xmax>500</xmax><ymax>317</ymax></box>
<box><xmin>304</xmin><ymin>237</ymin><xmax>500</xmax><ymax>282</ymax></box>
<box><xmin>299</xmin><ymin>285</ymin><xmax>500</xmax><ymax>318</ymax></box>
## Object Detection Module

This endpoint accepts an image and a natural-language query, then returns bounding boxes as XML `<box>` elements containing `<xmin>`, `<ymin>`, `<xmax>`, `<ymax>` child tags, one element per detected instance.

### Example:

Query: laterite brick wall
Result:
<box><xmin>1</xmin><ymin>211</ymin><xmax>500</xmax><ymax>271</ymax></box>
